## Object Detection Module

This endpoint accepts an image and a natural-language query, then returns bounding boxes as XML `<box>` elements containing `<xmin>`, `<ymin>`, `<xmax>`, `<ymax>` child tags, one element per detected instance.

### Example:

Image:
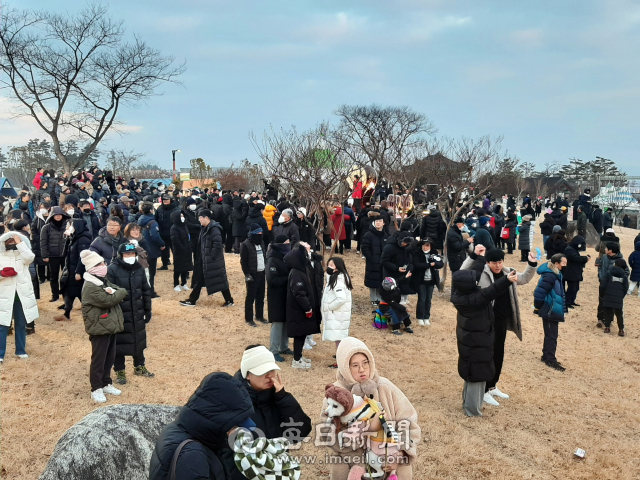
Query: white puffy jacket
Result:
<box><xmin>0</xmin><ymin>232</ymin><xmax>39</xmax><ymax>326</ymax></box>
<box><xmin>321</xmin><ymin>273</ymin><xmax>352</xmax><ymax>342</ymax></box>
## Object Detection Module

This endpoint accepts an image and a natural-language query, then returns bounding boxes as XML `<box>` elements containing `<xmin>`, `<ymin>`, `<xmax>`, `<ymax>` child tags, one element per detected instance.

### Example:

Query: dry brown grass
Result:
<box><xmin>1</xmin><ymin>227</ymin><xmax>640</xmax><ymax>480</ymax></box>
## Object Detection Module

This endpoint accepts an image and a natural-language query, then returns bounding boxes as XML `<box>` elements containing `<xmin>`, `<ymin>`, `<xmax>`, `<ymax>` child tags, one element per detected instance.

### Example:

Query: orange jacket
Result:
<box><xmin>263</xmin><ymin>204</ymin><xmax>277</xmax><ymax>230</ymax></box>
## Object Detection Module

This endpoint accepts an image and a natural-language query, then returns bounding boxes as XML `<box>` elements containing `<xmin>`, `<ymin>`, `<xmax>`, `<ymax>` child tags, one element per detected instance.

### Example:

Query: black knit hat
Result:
<box><xmin>198</xmin><ymin>209</ymin><xmax>214</xmax><ymax>219</ymax></box>
<box><xmin>274</xmin><ymin>234</ymin><xmax>288</xmax><ymax>243</ymax></box>
<box><xmin>485</xmin><ymin>248</ymin><xmax>505</xmax><ymax>262</ymax></box>
<box><xmin>454</xmin><ymin>216</ymin><xmax>465</xmax><ymax>224</ymax></box>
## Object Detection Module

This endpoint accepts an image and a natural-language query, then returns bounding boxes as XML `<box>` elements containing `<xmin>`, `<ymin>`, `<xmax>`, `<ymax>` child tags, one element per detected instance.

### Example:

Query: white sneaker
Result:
<box><xmin>418</xmin><ymin>319</ymin><xmax>425</xmax><ymax>326</ymax></box>
<box><xmin>174</xmin><ymin>285</ymin><xmax>182</xmax><ymax>292</ymax></box>
<box><xmin>16</xmin><ymin>354</ymin><xmax>28</xmax><ymax>359</ymax></box>
<box><xmin>424</xmin><ymin>319</ymin><xmax>431</xmax><ymax>326</ymax></box>
<box><xmin>489</xmin><ymin>387</ymin><xmax>510</xmax><ymax>399</ymax></box>
<box><xmin>181</xmin><ymin>285</ymin><xmax>191</xmax><ymax>291</ymax></box>
<box><xmin>306</xmin><ymin>337</ymin><xmax>317</xmax><ymax>346</ymax></box>
<box><xmin>483</xmin><ymin>392</ymin><xmax>500</xmax><ymax>406</ymax></box>
<box><xmin>291</xmin><ymin>359</ymin><xmax>311</xmax><ymax>369</ymax></box>
<box><xmin>301</xmin><ymin>357</ymin><xmax>311</xmax><ymax>364</ymax></box>
<box><xmin>91</xmin><ymin>389</ymin><xmax>107</xmax><ymax>403</ymax></box>
<box><xmin>103</xmin><ymin>384</ymin><xmax>122</xmax><ymax>396</ymax></box>
<box><xmin>303</xmin><ymin>343</ymin><xmax>312</xmax><ymax>350</ymax></box>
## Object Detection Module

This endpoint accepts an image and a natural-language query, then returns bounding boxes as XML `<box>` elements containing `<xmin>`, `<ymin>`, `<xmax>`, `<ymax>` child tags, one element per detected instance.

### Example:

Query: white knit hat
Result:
<box><xmin>80</xmin><ymin>249</ymin><xmax>104</xmax><ymax>269</ymax></box>
<box><xmin>240</xmin><ymin>346</ymin><xmax>280</xmax><ymax>378</ymax></box>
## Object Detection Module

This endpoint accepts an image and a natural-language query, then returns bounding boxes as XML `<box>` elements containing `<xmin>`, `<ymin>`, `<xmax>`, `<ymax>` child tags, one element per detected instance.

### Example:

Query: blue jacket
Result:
<box><xmin>533</xmin><ymin>262</ymin><xmax>566</xmax><ymax>322</ymax></box>
<box><xmin>343</xmin><ymin>206</ymin><xmax>354</xmax><ymax>227</ymax></box>
<box><xmin>138</xmin><ymin>214</ymin><xmax>165</xmax><ymax>259</ymax></box>
<box><xmin>627</xmin><ymin>242</ymin><xmax>640</xmax><ymax>282</ymax></box>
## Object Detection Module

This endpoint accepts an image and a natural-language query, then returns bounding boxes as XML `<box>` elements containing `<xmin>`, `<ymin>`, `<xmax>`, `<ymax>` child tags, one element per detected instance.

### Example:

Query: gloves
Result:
<box><xmin>145</xmin><ymin>312</ymin><xmax>152</xmax><ymax>324</ymax></box>
<box><xmin>0</xmin><ymin>267</ymin><xmax>18</xmax><ymax>277</ymax></box>
<box><xmin>305</xmin><ymin>310</ymin><xmax>313</xmax><ymax>318</ymax></box>
<box><xmin>245</xmin><ymin>274</ymin><xmax>254</xmax><ymax>282</ymax></box>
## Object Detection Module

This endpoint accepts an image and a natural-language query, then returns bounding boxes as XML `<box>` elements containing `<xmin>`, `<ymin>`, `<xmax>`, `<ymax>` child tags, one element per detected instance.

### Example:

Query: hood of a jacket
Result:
<box><xmin>569</xmin><ymin>235</ymin><xmax>585</xmax><ymax>249</ymax></box>
<box><xmin>232</xmin><ymin>199</ymin><xmax>242</xmax><ymax>209</ymax></box>
<box><xmin>71</xmin><ymin>218</ymin><xmax>92</xmax><ymax>242</ymax></box>
<box><xmin>368</xmin><ymin>222</ymin><xmax>385</xmax><ymax>236</ymax></box>
<box><xmin>333</xmin><ymin>207</ymin><xmax>343</xmax><ymax>216</ymax></box>
<box><xmin>396</xmin><ymin>230</ymin><xmax>413</xmax><ymax>247</ymax></box>
<box><xmin>610</xmin><ymin>265</ymin><xmax>626</xmax><ymax>279</ymax></box>
<box><xmin>267</xmin><ymin>242</ymin><xmax>291</xmax><ymax>260</ymax></box>
<box><xmin>335</xmin><ymin>337</ymin><xmax>377</xmax><ymax>386</ymax></box>
<box><xmin>175</xmin><ymin>372</ymin><xmax>254</xmax><ymax>450</ymax></box>
<box><xmin>45</xmin><ymin>206</ymin><xmax>70</xmax><ymax>224</ymax></box>
<box><xmin>264</xmin><ymin>204</ymin><xmax>277</xmax><ymax>214</ymax></box>
<box><xmin>538</xmin><ymin>262</ymin><xmax>560</xmax><ymax>276</ymax></box>
<box><xmin>635</xmin><ymin>241</ymin><xmax>640</xmax><ymax>252</ymax></box>
<box><xmin>223</xmin><ymin>195</ymin><xmax>233</xmax><ymax>206</ymax></box>
<box><xmin>137</xmin><ymin>214</ymin><xmax>155</xmax><ymax>229</ymax></box>
<box><xmin>451</xmin><ymin>269</ymin><xmax>479</xmax><ymax>294</ymax></box>
<box><xmin>112</xmin><ymin>256</ymin><xmax>141</xmax><ymax>271</ymax></box>
<box><xmin>170</xmin><ymin>209</ymin><xmax>183</xmax><ymax>226</ymax></box>
<box><xmin>283</xmin><ymin>246</ymin><xmax>308</xmax><ymax>272</ymax></box>
<box><xmin>248</xmin><ymin>206</ymin><xmax>263</xmax><ymax>218</ymax></box>
<box><xmin>0</xmin><ymin>231</ymin><xmax>31</xmax><ymax>252</ymax></box>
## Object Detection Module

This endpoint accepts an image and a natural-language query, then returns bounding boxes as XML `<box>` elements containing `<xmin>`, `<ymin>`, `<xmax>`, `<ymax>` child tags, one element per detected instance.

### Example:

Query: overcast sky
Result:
<box><xmin>2</xmin><ymin>0</ymin><xmax>640</xmax><ymax>174</ymax></box>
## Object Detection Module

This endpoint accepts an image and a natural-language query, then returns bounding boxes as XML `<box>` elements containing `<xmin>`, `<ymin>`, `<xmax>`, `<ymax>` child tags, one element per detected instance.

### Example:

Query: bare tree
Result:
<box><xmin>105</xmin><ymin>149</ymin><xmax>143</xmax><ymax>179</ymax></box>
<box><xmin>250</xmin><ymin>122</ymin><xmax>351</xmax><ymax>256</ymax></box>
<box><xmin>0</xmin><ymin>4</ymin><xmax>184</xmax><ymax>175</ymax></box>
<box><xmin>189</xmin><ymin>158</ymin><xmax>216</xmax><ymax>189</ymax></box>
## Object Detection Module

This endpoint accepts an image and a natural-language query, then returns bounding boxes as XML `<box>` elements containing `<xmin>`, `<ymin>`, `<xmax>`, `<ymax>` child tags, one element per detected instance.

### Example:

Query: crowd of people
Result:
<box><xmin>0</xmin><ymin>167</ymin><xmax>638</xmax><ymax>479</ymax></box>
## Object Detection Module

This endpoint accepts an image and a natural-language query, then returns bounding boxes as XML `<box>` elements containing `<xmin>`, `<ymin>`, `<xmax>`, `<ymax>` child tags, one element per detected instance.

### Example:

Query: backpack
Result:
<box><xmin>373</xmin><ymin>309</ymin><xmax>388</xmax><ymax>329</ymax></box>
<box><xmin>500</xmin><ymin>227</ymin><xmax>510</xmax><ymax>240</ymax></box>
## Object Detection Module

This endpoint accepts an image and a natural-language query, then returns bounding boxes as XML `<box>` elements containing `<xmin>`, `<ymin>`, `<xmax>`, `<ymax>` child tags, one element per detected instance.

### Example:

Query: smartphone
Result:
<box><xmin>402</xmin><ymin>264</ymin><xmax>408</xmax><ymax>269</ymax></box>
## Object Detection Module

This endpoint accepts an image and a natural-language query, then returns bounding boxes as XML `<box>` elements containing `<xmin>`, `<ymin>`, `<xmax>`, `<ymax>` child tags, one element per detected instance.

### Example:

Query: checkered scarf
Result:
<box><xmin>233</xmin><ymin>428</ymin><xmax>301</xmax><ymax>480</ymax></box>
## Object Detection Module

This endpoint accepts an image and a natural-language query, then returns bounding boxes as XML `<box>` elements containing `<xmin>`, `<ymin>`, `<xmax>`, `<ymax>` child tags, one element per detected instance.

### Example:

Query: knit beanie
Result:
<box><xmin>485</xmin><ymin>248</ymin><xmax>505</xmax><ymax>262</ymax></box>
<box><xmin>80</xmin><ymin>249</ymin><xmax>104</xmax><ymax>269</ymax></box>
<box><xmin>185</xmin><ymin>197</ymin><xmax>196</xmax><ymax>206</ymax></box>
<box><xmin>552</xmin><ymin>225</ymin><xmax>561</xmax><ymax>233</ymax></box>
<box><xmin>249</xmin><ymin>223</ymin><xmax>263</xmax><ymax>234</ymax></box>
<box><xmin>274</xmin><ymin>234</ymin><xmax>288</xmax><ymax>243</ymax></box>
<box><xmin>325</xmin><ymin>384</ymin><xmax>355</xmax><ymax>415</ymax></box>
<box><xmin>479</xmin><ymin>216</ymin><xmax>490</xmax><ymax>226</ymax></box>
<box><xmin>522</xmin><ymin>214</ymin><xmax>532</xmax><ymax>221</ymax></box>
<box><xmin>240</xmin><ymin>346</ymin><xmax>280</xmax><ymax>378</ymax></box>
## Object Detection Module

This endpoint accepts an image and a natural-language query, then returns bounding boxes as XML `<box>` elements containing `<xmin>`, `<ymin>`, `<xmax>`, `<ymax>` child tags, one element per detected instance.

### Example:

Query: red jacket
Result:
<box><xmin>352</xmin><ymin>181</ymin><xmax>363</xmax><ymax>199</ymax></box>
<box><xmin>32</xmin><ymin>172</ymin><xmax>43</xmax><ymax>190</ymax></box>
<box><xmin>330</xmin><ymin>207</ymin><xmax>350</xmax><ymax>241</ymax></box>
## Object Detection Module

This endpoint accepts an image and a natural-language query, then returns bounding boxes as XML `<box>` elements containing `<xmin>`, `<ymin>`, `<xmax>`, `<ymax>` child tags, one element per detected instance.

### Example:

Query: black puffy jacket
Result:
<box><xmin>155</xmin><ymin>202</ymin><xmax>179</xmax><ymax>237</ymax></box>
<box><xmin>265</xmin><ymin>244</ymin><xmax>291</xmax><ymax>323</ymax></box>
<box><xmin>601</xmin><ymin>266</ymin><xmax>628</xmax><ymax>310</ymax></box>
<box><xmin>231</xmin><ymin>199</ymin><xmax>249</xmax><ymax>237</ymax></box>
<box><xmin>380</xmin><ymin>231</ymin><xmax>415</xmax><ymax>294</ymax></box>
<box><xmin>545</xmin><ymin>236</ymin><xmax>568</xmax><ymax>261</ymax></box>
<box><xmin>446</xmin><ymin>225</ymin><xmax>470</xmax><ymax>272</ymax></box>
<box><xmin>149</xmin><ymin>372</ymin><xmax>254</xmax><ymax>480</ymax></box>
<box><xmin>107</xmin><ymin>257</ymin><xmax>152</xmax><ymax>358</ymax></box>
<box><xmin>170</xmin><ymin>210</ymin><xmax>193</xmax><ymax>273</ymax></box>
<box><xmin>361</xmin><ymin>224</ymin><xmax>389</xmax><ymax>288</ymax></box>
<box><xmin>539</xmin><ymin>216</ymin><xmax>555</xmax><ymax>236</ymax></box>
<box><xmin>451</xmin><ymin>262</ymin><xmax>512</xmax><ymax>383</ymax></box>
<box><xmin>196</xmin><ymin>221</ymin><xmax>229</xmax><ymax>295</ymax></box>
<box><xmin>420</xmin><ymin>211</ymin><xmax>447</xmax><ymax>250</ymax></box>
<box><xmin>296</xmin><ymin>217</ymin><xmax>317</xmax><ymax>250</ymax></box>
<box><xmin>232</xmin><ymin>370</ymin><xmax>312</xmax><ymax>441</ymax></box>
<box><xmin>240</xmin><ymin>237</ymin><xmax>266</xmax><ymax>278</ymax></box>
<box><xmin>89</xmin><ymin>227</ymin><xmax>128</xmax><ymax>266</ymax></box>
<box><xmin>563</xmin><ymin>236</ymin><xmax>589</xmax><ymax>282</ymax></box>
<box><xmin>284</xmin><ymin>247</ymin><xmax>320</xmax><ymax>337</ymax></box>
<box><xmin>40</xmin><ymin>212</ymin><xmax>69</xmax><ymax>258</ymax></box>
<box><xmin>31</xmin><ymin>213</ymin><xmax>47</xmax><ymax>264</ymax></box>
<box><xmin>182</xmin><ymin>207</ymin><xmax>202</xmax><ymax>241</ymax></box>
<box><xmin>245</xmin><ymin>206</ymin><xmax>270</xmax><ymax>245</ymax></box>
<box><xmin>61</xmin><ymin>219</ymin><xmax>92</xmax><ymax>299</ymax></box>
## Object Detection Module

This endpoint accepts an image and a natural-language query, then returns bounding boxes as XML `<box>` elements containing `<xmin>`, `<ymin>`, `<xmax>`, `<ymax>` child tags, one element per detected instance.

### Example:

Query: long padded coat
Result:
<box><xmin>265</xmin><ymin>244</ymin><xmax>290</xmax><ymax>323</ymax></box>
<box><xmin>169</xmin><ymin>210</ymin><xmax>193</xmax><ymax>273</ymax></box>
<box><xmin>61</xmin><ymin>219</ymin><xmax>92</xmax><ymax>299</ymax></box>
<box><xmin>380</xmin><ymin>231</ymin><xmax>414</xmax><ymax>295</ymax></box>
<box><xmin>321</xmin><ymin>273</ymin><xmax>352</xmax><ymax>342</ymax></box>
<box><xmin>451</xmin><ymin>263</ymin><xmax>512</xmax><ymax>383</ymax></box>
<box><xmin>563</xmin><ymin>236</ymin><xmax>589</xmax><ymax>282</ymax></box>
<box><xmin>601</xmin><ymin>266</ymin><xmax>628</xmax><ymax>309</ymax></box>
<box><xmin>231</xmin><ymin>199</ymin><xmax>249</xmax><ymax>237</ymax></box>
<box><xmin>361</xmin><ymin>224</ymin><xmax>389</xmax><ymax>288</ymax></box>
<box><xmin>195</xmin><ymin>221</ymin><xmax>229</xmax><ymax>295</ymax></box>
<box><xmin>284</xmin><ymin>247</ymin><xmax>320</xmax><ymax>337</ymax></box>
<box><xmin>420</xmin><ymin>211</ymin><xmax>447</xmax><ymax>250</ymax></box>
<box><xmin>107</xmin><ymin>257</ymin><xmax>152</xmax><ymax>357</ymax></box>
<box><xmin>0</xmin><ymin>232</ymin><xmax>39</xmax><ymax>327</ymax></box>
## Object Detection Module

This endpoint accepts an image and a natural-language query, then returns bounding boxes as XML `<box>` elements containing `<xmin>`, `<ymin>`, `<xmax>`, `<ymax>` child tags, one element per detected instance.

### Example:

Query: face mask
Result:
<box><xmin>250</xmin><ymin>234</ymin><xmax>262</xmax><ymax>245</ymax></box>
<box><xmin>88</xmin><ymin>265</ymin><xmax>107</xmax><ymax>277</ymax></box>
<box><xmin>278</xmin><ymin>216</ymin><xmax>286</xmax><ymax>224</ymax></box>
<box><xmin>82</xmin><ymin>209</ymin><xmax>90</xmax><ymax>214</ymax></box>
<box><xmin>191</xmin><ymin>195</ymin><xmax>198</xmax><ymax>200</ymax></box>
<box><xmin>326</xmin><ymin>267</ymin><xmax>334</xmax><ymax>275</ymax></box>
<box><xmin>189</xmin><ymin>204</ymin><xmax>196</xmax><ymax>211</ymax></box>
<box><xmin>6</xmin><ymin>244</ymin><xmax>17</xmax><ymax>251</ymax></box>
<box><xmin>277</xmin><ymin>243</ymin><xmax>291</xmax><ymax>254</ymax></box>
<box><xmin>66</xmin><ymin>209</ymin><xmax>74</xmax><ymax>216</ymax></box>
<box><xmin>123</xmin><ymin>256</ymin><xmax>136</xmax><ymax>265</ymax></box>
<box><xmin>40</xmin><ymin>208</ymin><xmax>48</xmax><ymax>215</ymax></box>
<box><xmin>181</xmin><ymin>217</ymin><xmax>185</xmax><ymax>223</ymax></box>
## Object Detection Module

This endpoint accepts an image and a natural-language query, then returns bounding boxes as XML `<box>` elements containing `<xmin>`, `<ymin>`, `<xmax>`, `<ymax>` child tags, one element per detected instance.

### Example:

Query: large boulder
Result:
<box><xmin>40</xmin><ymin>404</ymin><xmax>180</xmax><ymax>480</ymax></box>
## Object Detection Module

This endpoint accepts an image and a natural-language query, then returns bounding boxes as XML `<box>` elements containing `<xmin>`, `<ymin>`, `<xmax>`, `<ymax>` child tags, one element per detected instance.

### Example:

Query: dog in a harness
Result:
<box><xmin>324</xmin><ymin>384</ymin><xmax>401</xmax><ymax>480</ymax></box>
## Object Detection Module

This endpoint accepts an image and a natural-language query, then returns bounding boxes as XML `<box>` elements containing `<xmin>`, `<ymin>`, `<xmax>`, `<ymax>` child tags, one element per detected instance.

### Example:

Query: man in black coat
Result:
<box><xmin>420</xmin><ymin>206</ymin><xmax>447</xmax><ymax>251</ymax></box>
<box><xmin>245</xmin><ymin>201</ymin><xmax>270</xmax><ymax>246</ymax></box>
<box><xmin>273</xmin><ymin>208</ymin><xmax>300</xmax><ymax>247</ymax></box>
<box><xmin>240</xmin><ymin>224</ymin><xmax>268</xmax><ymax>328</ymax></box>
<box><xmin>180</xmin><ymin>209</ymin><xmax>234</xmax><ymax>307</ymax></box>
<box><xmin>563</xmin><ymin>235</ymin><xmax>590</xmax><ymax>308</ymax></box>
<box><xmin>155</xmin><ymin>195</ymin><xmax>179</xmax><ymax>269</ymax></box>
<box><xmin>235</xmin><ymin>345</ymin><xmax>312</xmax><ymax>441</ymax></box>
<box><xmin>78</xmin><ymin>200</ymin><xmax>101</xmax><ymax>240</ymax></box>
<box><xmin>222</xmin><ymin>194</ymin><xmax>234</xmax><ymax>253</ymax></box>
<box><xmin>380</xmin><ymin>230</ymin><xmax>415</xmax><ymax>300</ymax></box>
<box><xmin>149</xmin><ymin>372</ymin><xmax>256</xmax><ymax>480</ymax></box>
<box><xmin>108</xmin><ymin>243</ymin><xmax>153</xmax><ymax>385</ymax></box>
<box><xmin>361</xmin><ymin>215</ymin><xmax>389</xmax><ymax>304</ymax></box>
<box><xmin>446</xmin><ymin>217</ymin><xmax>473</xmax><ymax>273</ymax></box>
<box><xmin>451</xmin><ymin>255</ymin><xmax>517</xmax><ymax>417</ymax></box>
<box><xmin>266</xmin><ymin>236</ymin><xmax>292</xmax><ymax>361</ymax></box>
<box><xmin>40</xmin><ymin>206</ymin><xmax>72</xmax><ymax>302</ymax></box>
<box><xmin>231</xmin><ymin>197</ymin><xmax>249</xmax><ymax>254</ymax></box>
<box><xmin>182</xmin><ymin>197</ymin><xmax>201</xmax><ymax>260</ymax></box>
<box><xmin>170</xmin><ymin>210</ymin><xmax>194</xmax><ymax>291</ymax></box>
<box><xmin>295</xmin><ymin>208</ymin><xmax>317</xmax><ymax>251</ymax></box>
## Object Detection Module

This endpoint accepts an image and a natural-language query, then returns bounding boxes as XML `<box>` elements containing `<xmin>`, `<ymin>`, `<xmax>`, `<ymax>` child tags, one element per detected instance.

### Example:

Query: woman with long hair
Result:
<box><xmin>321</xmin><ymin>256</ymin><xmax>353</xmax><ymax>368</ymax></box>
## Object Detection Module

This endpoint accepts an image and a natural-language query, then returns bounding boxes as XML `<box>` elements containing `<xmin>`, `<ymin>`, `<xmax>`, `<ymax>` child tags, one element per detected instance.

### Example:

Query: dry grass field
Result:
<box><xmin>1</xmin><ymin>227</ymin><xmax>639</xmax><ymax>480</ymax></box>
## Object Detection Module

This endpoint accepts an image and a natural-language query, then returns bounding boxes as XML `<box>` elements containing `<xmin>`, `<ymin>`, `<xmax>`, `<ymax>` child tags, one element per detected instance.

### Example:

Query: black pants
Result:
<box><xmin>190</xmin><ymin>236</ymin><xmax>200</xmax><ymax>261</ymax></box>
<box><xmin>224</xmin><ymin>229</ymin><xmax>233</xmax><ymax>253</ymax></box>
<box><xmin>486</xmin><ymin>316</ymin><xmax>508</xmax><ymax>390</ymax></box>
<box><xmin>245</xmin><ymin>271</ymin><xmax>265</xmax><ymax>322</ymax></box>
<box><xmin>89</xmin><ymin>334</ymin><xmax>116</xmax><ymax>391</ymax></box>
<box><xmin>506</xmin><ymin>243</ymin><xmax>514</xmax><ymax>254</ymax></box>
<box><xmin>597</xmin><ymin>286</ymin><xmax>605</xmax><ymax>321</ymax></box>
<box><xmin>565</xmin><ymin>281</ymin><xmax>580</xmax><ymax>306</ymax></box>
<box><xmin>416</xmin><ymin>283</ymin><xmax>435</xmax><ymax>320</ymax></box>
<box><xmin>603</xmin><ymin>308</ymin><xmax>624</xmax><ymax>330</ymax></box>
<box><xmin>520</xmin><ymin>249</ymin><xmax>529</xmax><ymax>262</ymax></box>
<box><xmin>293</xmin><ymin>335</ymin><xmax>306</xmax><ymax>361</ymax></box>
<box><xmin>354</xmin><ymin>198</ymin><xmax>362</xmax><ymax>213</ymax></box>
<box><xmin>148</xmin><ymin>258</ymin><xmax>158</xmax><ymax>291</ymax></box>
<box><xmin>344</xmin><ymin>224</ymin><xmax>352</xmax><ymax>250</ymax></box>
<box><xmin>188</xmin><ymin>275</ymin><xmax>233</xmax><ymax>304</ymax></box>
<box><xmin>233</xmin><ymin>236</ymin><xmax>246</xmax><ymax>254</ymax></box>
<box><xmin>48</xmin><ymin>257</ymin><xmax>64</xmax><ymax>297</ymax></box>
<box><xmin>114</xmin><ymin>350</ymin><xmax>145</xmax><ymax>372</ymax></box>
<box><xmin>37</xmin><ymin>264</ymin><xmax>46</xmax><ymax>282</ymax></box>
<box><xmin>160</xmin><ymin>235</ymin><xmax>172</xmax><ymax>266</ymax></box>
<box><xmin>542</xmin><ymin>319</ymin><xmax>559</xmax><ymax>363</ymax></box>
<box><xmin>174</xmin><ymin>271</ymin><xmax>188</xmax><ymax>286</ymax></box>
<box><xmin>64</xmin><ymin>294</ymin><xmax>79</xmax><ymax>313</ymax></box>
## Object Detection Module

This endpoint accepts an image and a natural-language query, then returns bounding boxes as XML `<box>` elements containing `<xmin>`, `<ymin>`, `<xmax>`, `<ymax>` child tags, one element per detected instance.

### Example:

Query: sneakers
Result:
<box><xmin>103</xmin><ymin>384</ymin><xmax>121</xmax><ymax>395</ymax></box>
<box><xmin>26</xmin><ymin>325</ymin><xmax>35</xmax><ymax>335</ymax></box>
<box><xmin>424</xmin><ymin>318</ymin><xmax>431</xmax><ymax>326</ymax></box>
<box><xmin>619</xmin><ymin>329</ymin><xmax>626</xmax><ymax>337</ymax></box>
<box><xmin>280</xmin><ymin>348</ymin><xmax>294</xmax><ymax>356</ymax></box>
<box><xmin>404</xmin><ymin>327</ymin><xmax>414</xmax><ymax>334</ymax></box>
<box><xmin>596</xmin><ymin>321</ymin><xmax>603</xmax><ymax>328</ymax></box>
<box><xmin>181</xmin><ymin>285</ymin><xmax>191</xmax><ymax>291</ymax></box>
<box><xmin>180</xmin><ymin>300</ymin><xmax>196</xmax><ymax>307</ymax></box>
<box><xmin>134</xmin><ymin>365</ymin><xmax>155</xmax><ymax>377</ymax></box>
<box><xmin>174</xmin><ymin>285</ymin><xmax>182</xmax><ymax>292</ymax></box>
<box><xmin>256</xmin><ymin>317</ymin><xmax>269</xmax><ymax>324</ymax></box>
<box><xmin>544</xmin><ymin>360</ymin><xmax>566</xmax><ymax>372</ymax></box>
<box><xmin>291</xmin><ymin>359</ymin><xmax>311</xmax><ymax>369</ymax></box>
<box><xmin>604</xmin><ymin>327</ymin><xmax>611</xmax><ymax>333</ymax></box>
<box><xmin>16</xmin><ymin>354</ymin><xmax>28</xmax><ymax>359</ymax></box>
<box><xmin>303</xmin><ymin>343</ymin><xmax>312</xmax><ymax>350</ymax></box>
<box><xmin>91</xmin><ymin>389</ymin><xmax>107</xmax><ymax>403</ymax></box>
<box><xmin>391</xmin><ymin>330</ymin><xmax>403</xmax><ymax>336</ymax></box>
<box><xmin>483</xmin><ymin>392</ymin><xmax>500</xmax><ymax>406</ymax></box>
<box><xmin>158</xmin><ymin>266</ymin><xmax>169</xmax><ymax>271</ymax></box>
<box><xmin>49</xmin><ymin>296</ymin><xmax>59</xmax><ymax>302</ymax></box>
<box><xmin>115</xmin><ymin>370</ymin><xmax>127</xmax><ymax>385</ymax></box>
<box><xmin>246</xmin><ymin>320</ymin><xmax>257</xmax><ymax>328</ymax></box>
<box><xmin>418</xmin><ymin>319</ymin><xmax>424</xmax><ymax>326</ymax></box>
<box><xmin>0</xmin><ymin>358</ymin><xmax>3</xmax><ymax>363</ymax></box>
<box><xmin>273</xmin><ymin>353</ymin><xmax>286</xmax><ymax>362</ymax></box>
<box><xmin>222</xmin><ymin>300</ymin><xmax>234</xmax><ymax>307</ymax></box>
<box><xmin>489</xmin><ymin>387</ymin><xmax>510</xmax><ymax>399</ymax></box>
<box><xmin>301</xmin><ymin>357</ymin><xmax>311</xmax><ymax>364</ymax></box>
<box><xmin>306</xmin><ymin>337</ymin><xmax>317</xmax><ymax>346</ymax></box>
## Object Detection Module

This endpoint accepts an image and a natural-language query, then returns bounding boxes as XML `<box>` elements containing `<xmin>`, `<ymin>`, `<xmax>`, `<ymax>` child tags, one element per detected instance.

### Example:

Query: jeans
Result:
<box><xmin>269</xmin><ymin>322</ymin><xmax>289</xmax><ymax>354</ymax></box>
<box><xmin>543</xmin><ymin>235</ymin><xmax>549</xmax><ymax>253</ymax></box>
<box><xmin>369</xmin><ymin>288</ymin><xmax>381</xmax><ymax>302</ymax></box>
<box><xmin>565</xmin><ymin>280</ymin><xmax>580</xmax><ymax>306</ymax></box>
<box><xmin>114</xmin><ymin>351</ymin><xmax>145</xmax><ymax>372</ymax></box>
<box><xmin>245</xmin><ymin>271</ymin><xmax>265</xmax><ymax>322</ymax></box>
<box><xmin>597</xmin><ymin>286</ymin><xmax>605</xmax><ymax>321</ymax></box>
<box><xmin>0</xmin><ymin>298</ymin><xmax>28</xmax><ymax>359</ymax></box>
<box><xmin>416</xmin><ymin>283</ymin><xmax>435</xmax><ymax>320</ymax></box>
<box><xmin>542</xmin><ymin>318</ymin><xmax>559</xmax><ymax>363</ymax></box>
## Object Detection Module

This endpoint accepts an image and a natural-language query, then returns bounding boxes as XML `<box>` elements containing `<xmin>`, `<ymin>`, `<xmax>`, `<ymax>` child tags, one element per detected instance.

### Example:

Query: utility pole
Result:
<box><xmin>172</xmin><ymin>149</ymin><xmax>181</xmax><ymax>180</ymax></box>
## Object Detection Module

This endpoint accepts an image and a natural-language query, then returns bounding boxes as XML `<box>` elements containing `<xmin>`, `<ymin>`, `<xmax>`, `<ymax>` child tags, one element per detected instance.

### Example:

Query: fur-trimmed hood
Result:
<box><xmin>538</xmin><ymin>261</ymin><xmax>561</xmax><ymax>276</ymax></box>
<box><xmin>0</xmin><ymin>231</ymin><xmax>31</xmax><ymax>252</ymax></box>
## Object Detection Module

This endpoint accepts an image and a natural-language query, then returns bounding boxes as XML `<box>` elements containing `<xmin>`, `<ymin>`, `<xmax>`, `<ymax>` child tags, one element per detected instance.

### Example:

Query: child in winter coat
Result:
<box><xmin>80</xmin><ymin>249</ymin><xmax>128</xmax><ymax>403</ymax></box>
<box><xmin>627</xmin><ymin>241</ymin><xmax>640</xmax><ymax>296</ymax></box>
<box><xmin>320</xmin><ymin>257</ymin><xmax>353</xmax><ymax>367</ymax></box>
<box><xmin>169</xmin><ymin>210</ymin><xmax>193</xmax><ymax>292</ymax></box>
<box><xmin>601</xmin><ymin>259</ymin><xmax>628</xmax><ymax>336</ymax></box>
<box><xmin>378</xmin><ymin>277</ymin><xmax>413</xmax><ymax>335</ymax></box>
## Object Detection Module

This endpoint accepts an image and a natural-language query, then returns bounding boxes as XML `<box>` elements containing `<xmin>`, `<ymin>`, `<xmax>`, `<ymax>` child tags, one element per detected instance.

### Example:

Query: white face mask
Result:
<box><xmin>181</xmin><ymin>216</ymin><xmax>185</xmax><ymax>223</ymax></box>
<box><xmin>40</xmin><ymin>208</ymin><xmax>48</xmax><ymax>215</ymax></box>
<box><xmin>189</xmin><ymin>204</ymin><xmax>196</xmax><ymax>211</ymax></box>
<box><xmin>66</xmin><ymin>209</ymin><xmax>74</xmax><ymax>216</ymax></box>
<box><xmin>278</xmin><ymin>216</ymin><xmax>286</xmax><ymax>224</ymax></box>
<box><xmin>123</xmin><ymin>256</ymin><xmax>137</xmax><ymax>265</ymax></box>
<box><xmin>191</xmin><ymin>195</ymin><xmax>198</xmax><ymax>200</ymax></box>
